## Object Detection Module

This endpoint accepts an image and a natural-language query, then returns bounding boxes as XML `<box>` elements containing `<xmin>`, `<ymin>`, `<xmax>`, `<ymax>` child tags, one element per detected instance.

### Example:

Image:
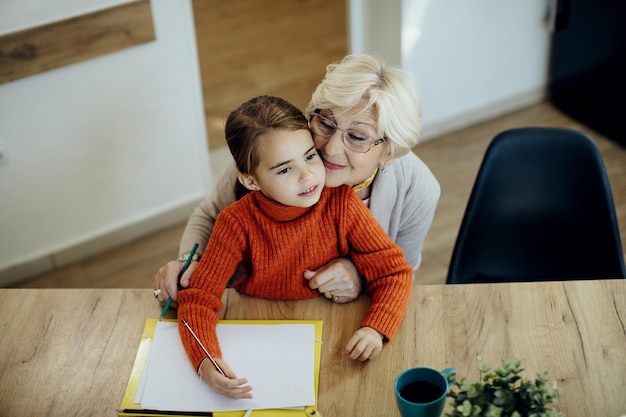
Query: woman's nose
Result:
<box><xmin>316</xmin><ymin>130</ymin><xmax>344</xmax><ymax>155</ymax></box>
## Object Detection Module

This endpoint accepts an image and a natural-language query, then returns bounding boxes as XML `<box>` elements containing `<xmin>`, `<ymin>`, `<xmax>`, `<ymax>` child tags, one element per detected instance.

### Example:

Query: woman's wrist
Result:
<box><xmin>177</xmin><ymin>252</ymin><xmax>201</xmax><ymax>263</ymax></box>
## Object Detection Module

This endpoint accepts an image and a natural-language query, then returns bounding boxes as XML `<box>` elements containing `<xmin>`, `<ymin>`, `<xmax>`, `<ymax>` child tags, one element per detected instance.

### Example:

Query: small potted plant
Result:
<box><xmin>445</xmin><ymin>357</ymin><xmax>564</xmax><ymax>417</ymax></box>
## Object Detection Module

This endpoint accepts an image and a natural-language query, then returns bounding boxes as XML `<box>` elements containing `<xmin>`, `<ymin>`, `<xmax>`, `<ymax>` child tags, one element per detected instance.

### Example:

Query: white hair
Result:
<box><xmin>306</xmin><ymin>54</ymin><xmax>422</xmax><ymax>158</ymax></box>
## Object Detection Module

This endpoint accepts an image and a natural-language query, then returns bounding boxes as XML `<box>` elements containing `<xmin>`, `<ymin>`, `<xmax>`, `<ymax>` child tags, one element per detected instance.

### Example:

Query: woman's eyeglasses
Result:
<box><xmin>308</xmin><ymin>112</ymin><xmax>386</xmax><ymax>153</ymax></box>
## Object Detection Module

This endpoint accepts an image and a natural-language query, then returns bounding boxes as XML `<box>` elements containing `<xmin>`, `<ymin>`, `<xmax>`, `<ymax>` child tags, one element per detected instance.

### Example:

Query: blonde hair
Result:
<box><xmin>306</xmin><ymin>54</ymin><xmax>421</xmax><ymax>159</ymax></box>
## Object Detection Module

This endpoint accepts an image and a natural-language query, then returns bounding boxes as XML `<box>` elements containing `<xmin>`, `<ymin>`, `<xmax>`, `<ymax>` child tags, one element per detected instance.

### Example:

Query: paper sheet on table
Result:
<box><xmin>136</xmin><ymin>321</ymin><xmax>315</xmax><ymax>412</ymax></box>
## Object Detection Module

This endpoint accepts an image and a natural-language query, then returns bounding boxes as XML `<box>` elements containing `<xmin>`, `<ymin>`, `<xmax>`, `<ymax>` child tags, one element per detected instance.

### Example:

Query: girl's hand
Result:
<box><xmin>200</xmin><ymin>358</ymin><xmax>253</xmax><ymax>399</ymax></box>
<box><xmin>345</xmin><ymin>327</ymin><xmax>384</xmax><ymax>361</ymax></box>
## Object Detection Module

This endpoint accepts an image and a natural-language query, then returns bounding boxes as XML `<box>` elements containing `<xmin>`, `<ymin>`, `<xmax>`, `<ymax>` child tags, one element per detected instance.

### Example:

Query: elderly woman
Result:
<box><xmin>153</xmin><ymin>54</ymin><xmax>440</xmax><ymax>306</ymax></box>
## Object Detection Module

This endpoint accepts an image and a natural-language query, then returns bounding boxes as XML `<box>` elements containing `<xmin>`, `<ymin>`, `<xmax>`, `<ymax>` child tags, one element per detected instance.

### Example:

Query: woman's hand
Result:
<box><xmin>303</xmin><ymin>258</ymin><xmax>362</xmax><ymax>303</ymax></box>
<box><xmin>152</xmin><ymin>261</ymin><xmax>199</xmax><ymax>307</ymax></box>
<box><xmin>200</xmin><ymin>358</ymin><xmax>253</xmax><ymax>399</ymax></box>
<box><xmin>345</xmin><ymin>327</ymin><xmax>384</xmax><ymax>361</ymax></box>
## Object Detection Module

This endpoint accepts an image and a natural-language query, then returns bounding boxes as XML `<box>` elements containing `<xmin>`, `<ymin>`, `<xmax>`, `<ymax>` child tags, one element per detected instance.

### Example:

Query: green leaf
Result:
<box><xmin>458</xmin><ymin>400</ymin><xmax>473</xmax><ymax>417</ymax></box>
<box><xmin>485</xmin><ymin>404</ymin><xmax>503</xmax><ymax>417</ymax></box>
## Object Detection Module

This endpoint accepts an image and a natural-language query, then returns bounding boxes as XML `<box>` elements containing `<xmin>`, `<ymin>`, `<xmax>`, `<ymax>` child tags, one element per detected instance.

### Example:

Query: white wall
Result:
<box><xmin>0</xmin><ymin>0</ymin><xmax>210</xmax><ymax>284</ymax></box>
<box><xmin>350</xmin><ymin>0</ymin><xmax>552</xmax><ymax>140</ymax></box>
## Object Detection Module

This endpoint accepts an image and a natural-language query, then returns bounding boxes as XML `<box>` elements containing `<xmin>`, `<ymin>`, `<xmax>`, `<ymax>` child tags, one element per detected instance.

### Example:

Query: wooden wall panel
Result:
<box><xmin>0</xmin><ymin>0</ymin><xmax>155</xmax><ymax>85</ymax></box>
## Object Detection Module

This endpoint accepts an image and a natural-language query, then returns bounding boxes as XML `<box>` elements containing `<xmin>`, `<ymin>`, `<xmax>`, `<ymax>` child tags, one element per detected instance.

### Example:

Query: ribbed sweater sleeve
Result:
<box><xmin>336</xmin><ymin>186</ymin><xmax>413</xmax><ymax>342</ymax></box>
<box><xmin>177</xmin><ymin>210</ymin><xmax>247</xmax><ymax>370</ymax></box>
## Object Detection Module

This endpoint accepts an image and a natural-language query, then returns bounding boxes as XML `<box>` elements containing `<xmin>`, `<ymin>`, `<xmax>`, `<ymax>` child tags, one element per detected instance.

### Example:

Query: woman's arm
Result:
<box><xmin>370</xmin><ymin>152</ymin><xmax>441</xmax><ymax>271</ymax></box>
<box><xmin>179</xmin><ymin>164</ymin><xmax>239</xmax><ymax>257</ymax></box>
<box><xmin>153</xmin><ymin>164</ymin><xmax>239</xmax><ymax>306</ymax></box>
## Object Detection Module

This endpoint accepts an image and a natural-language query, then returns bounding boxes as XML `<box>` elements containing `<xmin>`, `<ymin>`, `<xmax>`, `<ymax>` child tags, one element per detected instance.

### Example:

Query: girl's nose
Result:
<box><xmin>299</xmin><ymin>167</ymin><xmax>314</xmax><ymax>182</ymax></box>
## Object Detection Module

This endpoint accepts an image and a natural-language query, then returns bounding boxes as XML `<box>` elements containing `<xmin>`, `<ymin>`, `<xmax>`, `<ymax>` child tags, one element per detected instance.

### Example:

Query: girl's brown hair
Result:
<box><xmin>226</xmin><ymin>95</ymin><xmax>309</xmax><ymax>175</ymax></box>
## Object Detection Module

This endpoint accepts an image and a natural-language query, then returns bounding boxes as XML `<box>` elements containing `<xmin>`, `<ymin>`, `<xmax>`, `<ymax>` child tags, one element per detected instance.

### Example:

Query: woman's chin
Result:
<box><xmin>323</xmin><ymin>174</ymin><xmax>348</xmax><ymax>188</ymax></box>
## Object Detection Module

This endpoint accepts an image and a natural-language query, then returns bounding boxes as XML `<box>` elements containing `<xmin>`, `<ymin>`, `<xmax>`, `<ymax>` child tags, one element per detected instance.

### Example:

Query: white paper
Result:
<box><xmin>137</xmin><ymin>321</ymin><xmax>316</xmax><ymax>412</ymax></box>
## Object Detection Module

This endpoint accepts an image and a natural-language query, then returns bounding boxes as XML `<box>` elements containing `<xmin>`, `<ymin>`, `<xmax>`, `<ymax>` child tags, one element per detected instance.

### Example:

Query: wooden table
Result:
<box><xmin>1</xmin><ymin>280</ymin><xmax>625</xmax><ymax>417</ymax></box>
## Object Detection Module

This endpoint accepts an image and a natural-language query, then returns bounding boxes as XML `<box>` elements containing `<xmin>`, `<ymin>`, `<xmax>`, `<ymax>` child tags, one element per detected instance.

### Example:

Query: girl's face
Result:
<box><xmin>243</xmin><ymin>128</ymin><xmax>326</xmax><ymax>208</ymax></box>
<box><xmin>312</xmin><ymin>102</ymin><xmax>389</xmax><ymax>188</ymax></box>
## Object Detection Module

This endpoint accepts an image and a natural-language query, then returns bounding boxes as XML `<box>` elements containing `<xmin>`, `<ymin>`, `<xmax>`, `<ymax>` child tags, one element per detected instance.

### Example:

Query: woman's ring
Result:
<box><xmin>329</xmin><ymin>291</ymin><xmax>338</xmax><ymax>301</ymax></box>
<box><xmin>153</xmin><ymin>289</ymin><xmax>161</xmax><ymax>298</ymax></box>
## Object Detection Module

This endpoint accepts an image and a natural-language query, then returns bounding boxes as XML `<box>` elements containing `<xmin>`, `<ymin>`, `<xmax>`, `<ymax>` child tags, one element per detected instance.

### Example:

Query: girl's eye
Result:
<box><xmin>277</xmin><ymin>167</ymin><xmax>291</xmax><ymax>175</ymax></box>
<box><xmin>305</xmin><ymin>152</ymin><xmax>318</xmax><ymax>161</ymax></box>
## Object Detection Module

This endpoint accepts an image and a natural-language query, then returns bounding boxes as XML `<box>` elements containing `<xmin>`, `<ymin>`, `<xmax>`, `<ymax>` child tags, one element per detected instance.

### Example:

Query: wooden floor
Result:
<box><xmin>16</xmin><ymin>100</ymin><xmax>626</xmax><ymax>288</ymax></box>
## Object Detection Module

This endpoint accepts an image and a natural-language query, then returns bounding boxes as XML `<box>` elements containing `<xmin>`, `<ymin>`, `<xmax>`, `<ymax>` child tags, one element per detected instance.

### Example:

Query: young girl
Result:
<box><xmin>177</xmin><ymin>95</ymin><xmax>412</xmax><ymax>399</ymax></box>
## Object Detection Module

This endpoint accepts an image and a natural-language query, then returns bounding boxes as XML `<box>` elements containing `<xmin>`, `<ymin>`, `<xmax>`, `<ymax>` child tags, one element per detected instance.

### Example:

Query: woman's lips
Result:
<box><xmin>322</xmin><ymin>158</ymin><xmax>345</xmax><ymax>170</ymax></box>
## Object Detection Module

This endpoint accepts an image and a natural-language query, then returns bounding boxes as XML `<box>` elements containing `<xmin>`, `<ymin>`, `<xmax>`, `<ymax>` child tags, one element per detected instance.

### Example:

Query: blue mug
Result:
<box><xmin>394</xmin><ymin>367</ymin><xmax>456</xmax><ymax>417</ymax></box>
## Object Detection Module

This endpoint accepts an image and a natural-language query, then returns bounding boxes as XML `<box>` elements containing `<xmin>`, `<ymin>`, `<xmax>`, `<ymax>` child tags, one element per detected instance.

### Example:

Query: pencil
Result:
<box><xmin>181</xmin><ymin>318</ymin><xmax>227</xmax><ymax>377</ymax></box>
<box><xmin>160</xmin><ymin>242</ymin><xmax>199</xmax><ymax>320</ymax></box>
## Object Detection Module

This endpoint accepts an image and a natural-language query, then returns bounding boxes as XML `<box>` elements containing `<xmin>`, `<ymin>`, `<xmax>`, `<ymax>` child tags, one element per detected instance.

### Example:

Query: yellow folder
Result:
<box><xmin>118</xmin><ymin>319</ymin><xmax>323</xmax><ymax>417</ymax></box>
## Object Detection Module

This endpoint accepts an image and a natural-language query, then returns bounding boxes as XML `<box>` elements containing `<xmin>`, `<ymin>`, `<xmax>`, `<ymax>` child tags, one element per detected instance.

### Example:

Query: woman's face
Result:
<box><xmin>312</xmin><ymin>102</ymin><xmax>388</xmax><ymax>188</ymax></box>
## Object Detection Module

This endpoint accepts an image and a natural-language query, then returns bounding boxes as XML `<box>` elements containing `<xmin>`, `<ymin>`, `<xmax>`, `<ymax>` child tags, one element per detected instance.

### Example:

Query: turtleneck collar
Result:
<box><xmin>250</xmin><ymin>190</ymin><xmax>320</xmax><ymax>223</ymax></box>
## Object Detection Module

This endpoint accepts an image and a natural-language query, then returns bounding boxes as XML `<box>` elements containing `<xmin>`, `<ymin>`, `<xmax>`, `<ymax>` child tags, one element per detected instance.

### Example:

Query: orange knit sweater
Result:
<box><xmin>178</xmin><ymin>185</ymin><xmax>412</xmax><ymax>370</ymax></box>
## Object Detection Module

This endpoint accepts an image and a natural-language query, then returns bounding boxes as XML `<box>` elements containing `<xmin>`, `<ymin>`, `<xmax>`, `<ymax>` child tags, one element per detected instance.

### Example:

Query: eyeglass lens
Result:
<box><xmin>310</xmin><ymin>114</ymin><xmax>382</xmax><ymax>153</ymax></box>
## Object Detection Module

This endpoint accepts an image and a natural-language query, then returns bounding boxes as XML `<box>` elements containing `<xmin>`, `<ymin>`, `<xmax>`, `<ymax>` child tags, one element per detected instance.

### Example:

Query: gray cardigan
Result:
<box><xmin>369</xmin><ymin>152</ymin><xmax>440</xmax><ymax>269</ymax></box>
<box><xmin>180</xmin><ymin>151</ymin><xmax>440</xmax><ymax>271</ymax></box>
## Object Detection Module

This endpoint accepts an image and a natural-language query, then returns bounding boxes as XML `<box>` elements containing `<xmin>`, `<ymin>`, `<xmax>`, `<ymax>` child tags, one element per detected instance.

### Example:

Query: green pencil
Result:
<box><xmin>160</xmin><ymin>242</ymin><xmax>199</xmax><ymax>320</ymax></box>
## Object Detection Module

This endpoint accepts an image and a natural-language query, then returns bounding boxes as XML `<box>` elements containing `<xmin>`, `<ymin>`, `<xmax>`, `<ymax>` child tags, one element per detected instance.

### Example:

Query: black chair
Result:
<box><xmin>446</xmin><ymin>127</ymin><xmax>626</xmax><ymax>284</ymax></box>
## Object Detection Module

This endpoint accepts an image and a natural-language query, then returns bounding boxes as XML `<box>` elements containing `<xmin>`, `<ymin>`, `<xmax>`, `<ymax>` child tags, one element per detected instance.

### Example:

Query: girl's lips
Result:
<box><xmin>322</xmin><ymin>158</ymin><xmax>345</xmax><ymax>170</ymax></box>
<box><xmin>299</xmin><ymin>184</ymin><xmax>319</xmax><ymax>197</ymax></box>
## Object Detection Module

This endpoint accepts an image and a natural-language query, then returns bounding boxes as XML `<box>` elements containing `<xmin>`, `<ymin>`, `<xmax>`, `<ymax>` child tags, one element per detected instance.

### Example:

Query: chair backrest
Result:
<box><xmin>446</xmin><ymin>127</ymin><xmax>626</xmax><ymax>284</ymax></box>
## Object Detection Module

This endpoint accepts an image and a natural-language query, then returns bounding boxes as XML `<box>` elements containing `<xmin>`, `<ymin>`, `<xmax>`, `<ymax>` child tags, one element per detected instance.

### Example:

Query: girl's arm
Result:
<box><xmin>342</xmin><ymin>188</ymin><xmax>413</xmax><ymax>346</ymax></box>
<box><xmin>177</xmin><ymin>211</ymin><xmax>246</xmax><ymax>371</ymax></box>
